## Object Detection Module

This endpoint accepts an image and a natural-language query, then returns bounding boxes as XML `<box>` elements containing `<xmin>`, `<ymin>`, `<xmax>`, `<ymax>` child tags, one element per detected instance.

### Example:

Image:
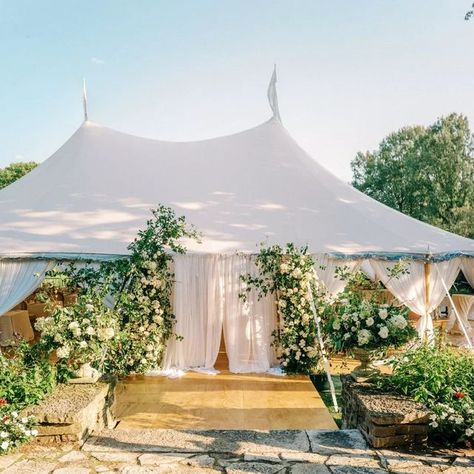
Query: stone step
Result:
<box><xmin>82</xmin><ymin>428</ymin><xmax>366</xmax><ymax>457</ymax></box>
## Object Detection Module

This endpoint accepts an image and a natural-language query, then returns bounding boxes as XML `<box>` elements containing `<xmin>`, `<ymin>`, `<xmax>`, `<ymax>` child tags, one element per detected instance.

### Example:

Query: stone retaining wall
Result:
<box><xmin>23</xmin><ymin>381</ymin><xmax>116</xmax><ymax>445</ymax></box>
<box><xmin>341</xmin><ymin>375</ymin><xmax>431</xmax><ymax>448</ymax></box>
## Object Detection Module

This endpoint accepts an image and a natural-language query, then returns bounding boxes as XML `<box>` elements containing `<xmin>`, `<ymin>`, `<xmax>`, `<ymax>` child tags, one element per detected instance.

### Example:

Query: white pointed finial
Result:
<box><xmin>267</xmin><ymin>64</ymin><xmax>281</xmax><ymax>122</ymax></box>
<box><xmin>82</xmin><ymin>78</ymin><xmax>88</xmax><ymax>122</ymax></box>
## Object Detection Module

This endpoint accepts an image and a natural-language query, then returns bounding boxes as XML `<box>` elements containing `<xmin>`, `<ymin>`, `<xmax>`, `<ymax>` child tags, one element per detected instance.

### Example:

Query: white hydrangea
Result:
<box><xmin>357</xmin><ymin>329</ymin><xmax>371</xmax><ymax>346</ymax></box>
<box><xmin>379</xmin><ymin>309</ymin><xmax>388</xmax><ymax>320</ymax></box>
<box><xmin>389</xmin><ymin>314</ymin><xmax>407</xmax><ymax>330</ymax></box>
<box><xmin>56</xmin><ymin>346</ymin><xmax>70</xmax><ymax>359</ymax></box>
<box><xmin>378</xmin><ymin>326</ymin><xmax>389</xmax><ymax>339</ymax></box>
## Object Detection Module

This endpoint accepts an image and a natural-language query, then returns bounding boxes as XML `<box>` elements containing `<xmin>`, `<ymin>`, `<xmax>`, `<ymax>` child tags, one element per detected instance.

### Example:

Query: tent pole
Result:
<box><xmin>423</xmin><ymin>262</ymin><xmax>431</xmax><ymax>342</ymax></box>
<box><xmin>308</xmin><ymin>271</ymin><xmax>339</xmax><ymax>413</ymax></box>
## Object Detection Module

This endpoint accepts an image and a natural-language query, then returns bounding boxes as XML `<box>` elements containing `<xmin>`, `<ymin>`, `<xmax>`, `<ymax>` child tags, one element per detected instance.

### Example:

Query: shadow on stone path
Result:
<box><xmin>1</xmin><ymin>428</ymin><xmax>473</xmax><ymax>473</ymax></box>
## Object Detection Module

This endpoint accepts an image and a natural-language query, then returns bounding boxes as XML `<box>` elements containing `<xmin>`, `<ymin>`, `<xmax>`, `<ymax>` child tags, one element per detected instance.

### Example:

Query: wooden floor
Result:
<box><xmin>114</xmin><ymin>348</ymin><xmax>338</xmax><ymax>431</ymax></box>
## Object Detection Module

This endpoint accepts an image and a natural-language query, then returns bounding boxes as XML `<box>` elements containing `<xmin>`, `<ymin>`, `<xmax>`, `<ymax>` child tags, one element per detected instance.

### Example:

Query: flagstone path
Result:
<box><xmin>1</xmin><ymin>429</ymin><xmax>474</xmax><ymax>473</ymax></box>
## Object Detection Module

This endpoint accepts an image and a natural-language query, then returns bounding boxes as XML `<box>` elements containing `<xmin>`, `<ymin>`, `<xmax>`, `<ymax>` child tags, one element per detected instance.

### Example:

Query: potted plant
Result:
<box><xmin>34</xmin><ymin>294</ymin><xmax>118</xmax><ymax>382</ymax></box>
<box><xmin>325</xmin><ymin>291</ymin><xmax>417</xmax><ymax>382</ymax></box>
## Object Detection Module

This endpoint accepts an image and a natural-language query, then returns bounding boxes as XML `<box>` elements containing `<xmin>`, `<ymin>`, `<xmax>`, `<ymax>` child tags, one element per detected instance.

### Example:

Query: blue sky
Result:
<box><xmin>0</xmin><ymin>0</ymin><xmax>473</xmax><ymax>180</ymax></box>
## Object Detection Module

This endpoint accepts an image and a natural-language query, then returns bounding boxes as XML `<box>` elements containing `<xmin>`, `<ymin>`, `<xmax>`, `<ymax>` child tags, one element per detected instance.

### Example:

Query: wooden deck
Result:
<box><xmin>114</xmin><ymin>349</ymin><xmax>338</xmax><ymax>431</ymax></box>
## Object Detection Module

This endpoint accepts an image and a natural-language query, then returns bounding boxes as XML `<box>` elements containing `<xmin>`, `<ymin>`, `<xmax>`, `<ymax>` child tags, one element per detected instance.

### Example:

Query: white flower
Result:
<box><xmin>466</xmin><ymin>428</ymin><xmax>474</xmax><ymax>437</ymax></box>
<box><xmin>21</xmin><ymin>417</ymin><xmax>28</xmax><ymax>424</ymax></box>
<box><xmin>379</xmin><ymin>309</ymin><xmax>388</xmax><ymax>320</ymax></box>
<box><xmin>357</xmin><ymin>329</ymin><xmax>371</xmax><ymax>346</ymax></box>
<box><xmin>366</xmin><ymin>317</ymin><xmax>374</xmax><ymax>327</ymax></box>
<box><xmin>85</xmin><ymin>303</ymin><xmax>94</xmax><ymax>312</ymax></box>
<box><xmin>68</xmin><ymin>321</ymin><xmax>80</xmax><ymax>330</ymax></box>
<box><xmin>430</xmin><ymin>421</ymin><xmax>439</xmax><ymax>428</ymax></box>
<box><xmin>280</xmin><ymin>263</ymin><xmax>290</xmax><ymax>274</ymax></box>
<box><xmin>389</xmin><ymin>314</ymin><xmax>407</xmax><ymax>330</ymax></box>
<box><xmin>79</xmin><ymin>341</ymin><xmax>88</xmax><ymax>349</ymax></box>
<box><xmin>429</xmin><ymin>414</ymin><xmax>437</xmax><ymax>421</ymax></box>
<box><xmin>31</xmin><ymin>429</ymin><xmax>38</xmax><ymax>436</ymax></box>
<box><xmin>378</xmin><ymin>326</ymin><xmax>389</xmax><ymax>339</ymax></box>
<box><xmin>104</xmin><ymin>327</ymin><xmax>115</xmax><ymax>339</ymax></box>
<box><xmin>332</xmin><ymin>320</ymin><xmax>341</xmax><ymax>331</ymax></box>
<box><xmin>343</xmin><ymin>333</ymin><xmax>351</xmax><ymax>340</ymax></box>
<box><xmin>1</xmin><ymin>441</ymin><xmax>9</xmax><ymax>450</ymax></box>
<box><xmin>56</xmin><ymin>346</ymin><xmax>70</xmax><ymax>359</ymax></box>
<box><xmin>11</xmin><ymin>412</ymin><xmax>18</xmax><ymax>419</ymax></box>
<box><xmin>0</xmin><ymin>432</ymin><xmax>8</xmax><ymax>439</ymax></box>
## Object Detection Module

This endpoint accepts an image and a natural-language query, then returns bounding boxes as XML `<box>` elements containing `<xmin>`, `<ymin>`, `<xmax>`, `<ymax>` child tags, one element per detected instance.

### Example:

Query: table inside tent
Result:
<box><xmin>0</xmin><ymin>310</ymin><xmax>34</xmax><ymax>346</ymax></box>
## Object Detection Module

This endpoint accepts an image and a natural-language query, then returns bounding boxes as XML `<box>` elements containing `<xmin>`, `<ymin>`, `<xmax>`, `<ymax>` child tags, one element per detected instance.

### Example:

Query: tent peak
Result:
<box><xmin>82</xmin><ymin>78</ymin><xmax>89</xmax><ymax>122</ymax></box>
<box><xmin>267</xmin><ymin>65</ymin><xmax>282</xmax><ymax>123</ymax></box>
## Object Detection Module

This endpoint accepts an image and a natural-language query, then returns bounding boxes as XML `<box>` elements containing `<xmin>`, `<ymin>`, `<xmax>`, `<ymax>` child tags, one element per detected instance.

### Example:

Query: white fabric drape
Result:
<box><xmin>162</xmin><ymin>255</ymin><xmax>223</xmax><ymax>374</ymax></box>
<box><xmin>370</xmin><ymin>258</ymin><xmax>461</xmax><ymax>338</ymax></box>
<box><xmin>446</xmin><ymin>295</ymin><xmax>474</xmax><ymax>337</ymax></box>
<box><xmin>0</xmin><ymin>260</ymin><xmax>52</xmax><ymax>316</ymax></box>
<box><xmin>462</xmin><ymin>257</ymin><xmax>474</xmax><ymax>289</ymax></box>
<box><xmin>314</xmin><ymin>254</ymin><xmax>361</xmax><ymax>296</ymax></box>
<box><xmin>222</xmin><ymin>255</ymin><xmax>277</xmax><ymax>373</ymax></box>
<box><xmin>360</xmin><ymin>260</ymin><xmax>377</xmax><ymax>281</ymax></box>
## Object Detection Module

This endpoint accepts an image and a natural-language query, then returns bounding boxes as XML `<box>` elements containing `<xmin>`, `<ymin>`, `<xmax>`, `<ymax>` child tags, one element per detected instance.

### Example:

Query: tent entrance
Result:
<box><xmin>215</xmin><ymin>331</ymin><xmax>229</xmax><ymax>371</ymax></box>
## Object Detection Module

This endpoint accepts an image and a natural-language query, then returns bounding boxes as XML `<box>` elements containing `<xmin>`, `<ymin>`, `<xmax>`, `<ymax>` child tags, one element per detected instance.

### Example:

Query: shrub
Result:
<box><xmin>0</xmin><ymin>407</ymin><xmax>37</xmax><ymax>454</ymax></box>
<box><xmin>0</xmin><ymin>342</ymin><xmax>54</xmax><ymax>453</ymax></box>
<box><xmin>380</xmin><ymin>345</ymin><xmax>474</xmax><ymax>445</ymax></box>
<box><xmin>0</xmin><ymin>341</ymin><xmax>56</xmax><ymax>410</ymax></box>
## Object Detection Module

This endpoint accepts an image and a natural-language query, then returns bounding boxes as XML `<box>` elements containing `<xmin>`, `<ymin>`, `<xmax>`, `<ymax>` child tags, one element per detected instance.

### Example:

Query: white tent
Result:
<box><xmin>1</xmin><ymin>73</ymin><xmax>473</xmax><ymax>372</ymax></box>
<box><xmin>0</xmin><ymin>118</ymin><xmax>473</xmax><ymax>259</ymax></box>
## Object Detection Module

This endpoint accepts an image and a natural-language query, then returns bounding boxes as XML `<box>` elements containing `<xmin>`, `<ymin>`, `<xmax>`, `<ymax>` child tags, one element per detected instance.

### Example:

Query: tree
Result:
<box><xmin>351</xmin><ymin>114</ymin><xmax>474</xmax><ymax>238</ymax></box>
<box><xmin>0</xmin><ymin>162</ymin><xmax>38</xmax><ymax>190</ymax></box>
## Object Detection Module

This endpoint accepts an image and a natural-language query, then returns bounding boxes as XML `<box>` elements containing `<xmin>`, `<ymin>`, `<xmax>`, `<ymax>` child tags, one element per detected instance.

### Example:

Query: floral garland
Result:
<box><xmin>241</xmin><ymin>244</ymin><xmax>322</xmax><ymax>374</ymax></box>
<box><xmin>39</xmin><ymin>205</ymin><xmax>200</xmax><ymax>376</ymax></box>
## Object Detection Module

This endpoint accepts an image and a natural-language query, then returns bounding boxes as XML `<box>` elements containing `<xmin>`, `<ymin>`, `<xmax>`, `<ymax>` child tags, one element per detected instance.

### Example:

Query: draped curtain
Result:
<box><xmin>162</xmin><ymin>254</ymin><xmax>223</xmax><ymax>374</ymax></box>
<box><xmin>222</xmin><ymin>255</ymin><xmax>277</xmax><ymax>373</ymax></box>
<box><xmin>370</xmin><ymin>258</ymin><xmax>461</xmax><ymax>337</ymax></box>
<box><xmin>162</xmin><ymin>254</ymin><xmax>277</xmax><ymax>374</ymax></box>
<box><xmin>0</xmin><ymin>260</ymin><xmax>52</xmax><ymax>316</ymax></box>
<box><xmin>314</xmin><ymin>254</ymin><xmax>361</xmax><ymax>296</ymax></box>
<box><xmin>462</xmin><ymin>257</ymin><xmax>474</xmax><ymax>289</ymax></box>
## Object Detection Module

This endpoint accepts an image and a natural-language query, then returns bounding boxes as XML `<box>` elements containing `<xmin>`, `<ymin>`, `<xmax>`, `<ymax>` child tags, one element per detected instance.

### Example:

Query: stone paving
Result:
<box><xmin>1</xmin><ymin>429</ymin><xmax>474</xmax><ymax>473</ymax></box>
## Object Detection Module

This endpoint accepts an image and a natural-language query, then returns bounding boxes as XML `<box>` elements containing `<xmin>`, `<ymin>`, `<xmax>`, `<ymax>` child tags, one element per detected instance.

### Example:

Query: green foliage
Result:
<box><xmin>0</xmin><ymin>341</ymin><xmax>56</xmax><ymax>410</ymax></box>
<box><xmin>39</xmin><ymin>205</ymin><xmax>200</xmax><ymax>377</ymax></box>
<box><xmin>0</xmin><ymin>161</ymin><xmax>38</xmax><ymax>190</ymax></box>
<box><xmin>351</xmin><ymin>114</ymin><xmax>474</xmax><ymax>238</ymax></box>
<box><xmin>0</xmin><ymin>342</ymin><xmax>54</xmax><ymax>453</ymax></box>
<box><xmin>241</xmin><ymin>243</ymin><xmax>321</xmax><ymax>374</ymax></box>
<box><xmin>380</xmin><ymin>345</ymin><xmax>474</xmax><ymax>444</ymax></box>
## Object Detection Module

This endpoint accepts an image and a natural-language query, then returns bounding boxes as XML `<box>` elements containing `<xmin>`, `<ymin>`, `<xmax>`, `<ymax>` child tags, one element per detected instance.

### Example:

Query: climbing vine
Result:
<box><xmin>241</xmin><ymin>243</ymin><xmax>323</xmax><ymax>374</ymax></box>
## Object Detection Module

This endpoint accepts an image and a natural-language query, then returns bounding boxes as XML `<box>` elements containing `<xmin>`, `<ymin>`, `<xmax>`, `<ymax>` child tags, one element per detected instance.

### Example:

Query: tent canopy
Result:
<box><xmin>0</xmin><ymin>116</ymin><xmax>473</xmax><ymax>261</ymax></box>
